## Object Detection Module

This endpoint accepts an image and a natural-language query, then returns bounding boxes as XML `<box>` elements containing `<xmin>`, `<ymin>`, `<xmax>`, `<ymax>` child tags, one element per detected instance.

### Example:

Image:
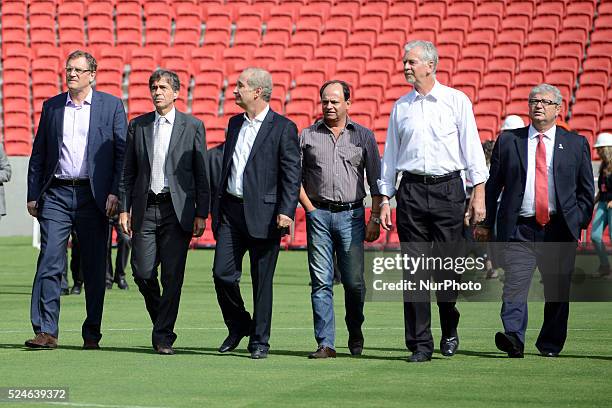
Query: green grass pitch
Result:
<box><xmin>1</xmin><ymin>236</ymin><xmax>611</xmax><ymax>408</ymax></box>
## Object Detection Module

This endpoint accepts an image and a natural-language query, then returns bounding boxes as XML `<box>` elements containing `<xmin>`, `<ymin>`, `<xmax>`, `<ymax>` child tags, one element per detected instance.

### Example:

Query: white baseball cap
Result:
<box><xmin>500</xmin><ymin>115</ymin><xmax>525</xmax><ymax>131</ymax></box>
<box><xmin>594</xmin><ymin>133</ymin><xmax>612</xmax><ymax>148</ymax></box>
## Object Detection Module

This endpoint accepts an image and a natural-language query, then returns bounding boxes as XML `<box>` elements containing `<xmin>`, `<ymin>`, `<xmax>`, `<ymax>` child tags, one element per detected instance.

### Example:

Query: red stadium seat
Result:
<box><xmin>515</xmin><ymin>72</ymin><xmax>545</xmax><ymax>88</ymax></box>
<box><xmin>575</xmin><ymin>85</ymin><xmax>607</xmax><ymax>105</ymax></box>
<box><xmin>559</xmin><ymin>29</ymin><xmax>588</xmax><ymax>48</ymax></box>
<box><xmin>476</xmin><ymin>1</ymin><xmax>504</xmax><ymax>26</ymax></box>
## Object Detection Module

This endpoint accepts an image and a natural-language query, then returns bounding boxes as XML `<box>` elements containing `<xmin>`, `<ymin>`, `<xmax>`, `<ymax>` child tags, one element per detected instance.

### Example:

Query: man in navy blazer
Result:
<box><xmin>25</xmin><ymin>50</ymin><xmax>127</xmax><ymax>349</ymax></box>
<box><xmin>476</xmin><ymin>84</ymin><xmax>594</xmax><ymax>358</ymax></box>
<box><xmin>212</xmin><ymin>67</ymin><xmax>301</xmax><ymax>359</ymax></box>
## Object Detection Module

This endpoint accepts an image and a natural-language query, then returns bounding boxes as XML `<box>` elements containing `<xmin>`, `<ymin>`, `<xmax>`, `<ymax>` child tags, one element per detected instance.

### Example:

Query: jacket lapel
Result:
<box><xmin>513</xmin><ymin>126</ymin><xmax>529</xmax><ymax>175</ymax></box>
<box><xmin>54</xmin><ymin>93</ymin><xmax>68</xmax><ymax>158</ymax></box>
<box><xmin>553</xmin><ymin>127</ymin><xmax>567</xmax><ymax>185</ymax></box>
<box><xmin>165</xmin><ymin>110</ymin><xmax>186</xmax><ymax>170</ymax></box>
<box><xmin>221</xmin><ymin>116</ymin><xmax>244</xmax><ymax>179</ymax></box>
<box><xmin>144</xmin><ymin>112</ymin><xmax>156</xmax><ymax>168</ymax></box>
<box><xmin>245</xmin><ymin>109</ymin><xmax>275</xmax><ymax>165</ymax></box>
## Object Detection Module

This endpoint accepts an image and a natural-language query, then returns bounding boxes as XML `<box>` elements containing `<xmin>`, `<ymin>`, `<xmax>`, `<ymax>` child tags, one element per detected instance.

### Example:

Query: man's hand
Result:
<box><xmin>27</xmin><ymin>201</ymin><xmax>38</xmax><ymax>218</ymax></box>
<box><xmin>607</xmin><ymin>200</ymin><xmax>612</xmax><ymax>209</ymax></box>
<box><xmin>380</xmin><ymin>201</ymin><xmax>392</xmax><ymax>231</ymax></box>
<box><xmin>193</xmin><ymin>216</ymin><xmax>206</xmax><ymax>237</ymax></box>
<box><xmin>365</xmin><ymin>219</ymin><xmax>381</xmax><ymax>242</ymax></box>
<box><xmin>277</xmin><ymin>214</ymin><xmax>293</xmax><ymax>229</ymax></box>
<box><xmin>119</xmin><ymin>212</ymin><xmax>131</xmax><ymax>236</ymax></box>
<box><xmin>465</xmin><ymin>184</ymin><xmax>486</xmax><ymax>226</ymax></box>
<box><xmin>474</xmin><ymin>226</ymin><xmax>491</xmax><ymax>242</ymax></box>
<box><xmin>106</xmin><ymin>194</ymin><xmax>119</xmax><ymax>217</ymax></box>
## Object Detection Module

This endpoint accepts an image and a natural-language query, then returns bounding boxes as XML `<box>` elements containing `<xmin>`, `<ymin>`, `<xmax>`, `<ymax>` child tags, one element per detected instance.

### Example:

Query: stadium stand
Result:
<box><xmin>1</xmin><ymin>0</ymin><xmax>610</xmax><ymax>247</ymax></box>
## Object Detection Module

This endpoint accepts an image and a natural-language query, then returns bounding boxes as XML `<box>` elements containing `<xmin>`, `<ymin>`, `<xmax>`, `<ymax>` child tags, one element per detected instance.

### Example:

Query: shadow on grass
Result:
<box><xmin>0</xmin><ymin>292</ymin><xmax>31</xmax><ymax>296</ymax></box>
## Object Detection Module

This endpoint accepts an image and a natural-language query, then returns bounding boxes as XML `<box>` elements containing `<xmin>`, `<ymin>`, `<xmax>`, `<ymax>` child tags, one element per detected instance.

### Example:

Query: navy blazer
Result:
<box><xmin>212</xmin><ymin>109</ymin><xmax>301</xmax><ymax>239</ymax></box>
<box><xmin>483</xmin><ymin>126</ymin><xmax>595</xmax><ymax>242</ymax></box>
<box><xmin>27</xmin><ymin>90</ymin><xmax>127</xmax><ymax>214</ymax></box>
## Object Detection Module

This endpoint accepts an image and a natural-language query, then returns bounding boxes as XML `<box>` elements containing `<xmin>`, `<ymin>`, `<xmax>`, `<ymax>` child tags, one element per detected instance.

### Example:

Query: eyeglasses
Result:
<box><xmin>528</xmin><ymin>98</ymin><xmax>559</xmax><ymax>107</ymax></box>
<box><xmin>65</xmin><ymin>67</ymin><xmax>92</xmax><ymax>76</ymax></box>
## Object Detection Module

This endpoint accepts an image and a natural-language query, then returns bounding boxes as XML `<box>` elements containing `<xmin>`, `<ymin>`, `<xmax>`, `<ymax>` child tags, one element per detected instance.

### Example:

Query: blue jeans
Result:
<box><xmin>306</xmin><ymin>206</ymin><xmax>365</xmax><ymax>350</ymax></box>
<box><xmin>591</xmin><ymin>201</ymin><xmax>612</xmax><ymax>266</ymax></box>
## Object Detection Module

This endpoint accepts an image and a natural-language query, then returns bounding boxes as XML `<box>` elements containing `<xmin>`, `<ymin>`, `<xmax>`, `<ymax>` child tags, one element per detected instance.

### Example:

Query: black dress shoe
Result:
<box><xmin>105</xmin><ymin>281</ymin><xmax>113</xmax><ymax>290</ymax></box>
<box><xmin>82</xmin><ymin>339</ymin><xmax>100</xmax><ymax>350</ymax></box>
<box><xmin>440</xmin><ymin>336</ymin><xmax>459</xmax><ymax>357</ymax></box>
<box><xmin>407</xmin><ymin>351</ymin><xmax>431</xmax><ymax>363</ymax></box>
<box><xmin>70</xmin><ymin>283</ymin><xmax>82</xmax><ymax>295</ymax></box>
<box><xmin>539</xmin><ymin>350</ymin><xmax>559</xmax><ymax>357</ymax></box>
<box><xmin>495</xmin><ymin>332</ymin><xmax>524</xmax><ymax>358</ymax></box>
<box><xmin>60</xmin><ymin>288</ymin><xmax>70</xmax><ymax>296</ymax></box>
<box><xmin>155</xmin><ymin>344</ymin><xmax>175</xmax><ymax>355</ymax></box>
<box><xmin>250</xmin><ymin>346</ymin><xmax>268</xmax><ymax>359</ymax></box>
<box><xmin>348</xmin><ymin>334</ymin><xmax>364</xmax><ymax>356</ymax></box>
<box><xmin>115</xmin><ymin>277</ymin><xmax>129</xmax><ymax>290</ymax></box>
<box><xmin>218</xmin><ymin>332</ymin><xmax>247</xmax><ymax>353</ymax></box>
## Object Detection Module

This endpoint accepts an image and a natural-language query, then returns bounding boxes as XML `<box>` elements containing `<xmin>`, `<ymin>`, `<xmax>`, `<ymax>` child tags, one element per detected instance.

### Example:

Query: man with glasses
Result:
<box><xmin>475</xmin><ymin>84</ymin><xmax>594</xmax><ymax>358</ymax></box>
<box><xmin>25</xmin><ymin>50</ymin><xmax>127</xmax><ymax>350</ymax></box>
<box><xmin>378</xmin><ymin>40</ymin><xmax>489</xmax><ymax>363</ymax></box>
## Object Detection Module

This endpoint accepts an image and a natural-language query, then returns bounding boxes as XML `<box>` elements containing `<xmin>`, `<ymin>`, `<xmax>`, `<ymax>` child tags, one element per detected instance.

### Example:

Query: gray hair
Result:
<box><xmin>529</xmin><ymin>83</ymin><xmax>562</xmax><ymax>105</ymax></box>
<box><xmin>67</xmin><ymin>50</ymin><xmax>97</xmax><ymax>72</ymax></box>
<box><xmin>404</xmin><ymin>40</ymin><xmax>438</xmax><ymax>74</ymax></box>
<box><xmin>243</xmin><ymin>67</ymin><xmax>273</xmax><ymax>102</ymax></box>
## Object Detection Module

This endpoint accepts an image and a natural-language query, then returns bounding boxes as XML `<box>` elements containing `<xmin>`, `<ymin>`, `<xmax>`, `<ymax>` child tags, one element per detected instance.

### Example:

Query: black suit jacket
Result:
<box><xmin>27</xmin><ymin>91</ymin><xmax>127</xmax><ymax>213</ymax></box>
<box><xmin>484</xmin><ymin>126</ymin><xmax>595</xmax><ymax>242</ymax></box>
<box><xmin>119</xmin><ymin>110</ymin><xmax>210</xmax><ymax>233</ymax></box>
<box><xmin>212</xmin><ymin>109</ymin><xmax>301</xmax><ymax>239</ymax></box>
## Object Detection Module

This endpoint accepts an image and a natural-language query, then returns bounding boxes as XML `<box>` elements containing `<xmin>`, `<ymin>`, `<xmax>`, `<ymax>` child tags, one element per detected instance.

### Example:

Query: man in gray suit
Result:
<box><xmin>119</xmin><ymin>69</ymin><xmax>210</xmax><ymax>355</ymax></box>
<box><xmin>0</xmin><ymin>142</ymin><xmax>11</xmax><ymax>221</ymax></box>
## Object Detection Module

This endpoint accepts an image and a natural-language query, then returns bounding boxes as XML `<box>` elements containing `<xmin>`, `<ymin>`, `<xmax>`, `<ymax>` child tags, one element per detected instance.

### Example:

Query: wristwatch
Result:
<box><xmin>370</xmin><ymin>216</ymin><xmax>382</xmax><ymax>225</ymax></box>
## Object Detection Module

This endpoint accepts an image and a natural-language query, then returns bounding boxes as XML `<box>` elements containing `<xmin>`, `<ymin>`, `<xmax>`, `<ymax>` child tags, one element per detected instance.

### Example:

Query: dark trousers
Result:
<box><xmin>61</xmin><ymin>230</ymin><xmax>83</xmax><ymax>291</ymax></box>
<box><xmin>106</xmin><ymin>219</ymin><xmax>131</xmax><ymax>282</ymax></box>
<box><xmin>130</xmin><ymin>199</ymin><xmax>192</xmax><ymax>347</ymax></box>
<box><xmin>396</xmin><ymin>175</ymin><xmax>465</xmax><ymax>356</ymax></box>
<box><xmin>213</xmin><ymin>197</ymin><xmax>281</xmax><ymax>351</ymax></box>
<box><xmin>31</xmin><ymin>184</ymin><xmax>108</xmax><ymax>341</ymax></box>
<box><xmin>501</xmin><ymin>216</ymin><xmax>575</xmax><ymax>354</ymax></box>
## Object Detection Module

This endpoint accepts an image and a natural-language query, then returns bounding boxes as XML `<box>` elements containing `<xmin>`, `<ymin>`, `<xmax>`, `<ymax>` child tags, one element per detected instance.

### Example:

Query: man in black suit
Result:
<box><xmin>212</xmin><ymin>67</ymin><xmax>301</xmax><ymax>359</ymax></box>
<box><xmin>475</xmin><ymin>83</ymin><xmax>594</xmax><ymax>358</ymax></box>
<box><xmin>26</xmin><ymin>50</ymin><xmax>126</xmax><ymax>350</ymax></box>
<box><xmin>119</xmin><ymin>69</ymin><xmax>209</xmax><ymax>355</ymax></box>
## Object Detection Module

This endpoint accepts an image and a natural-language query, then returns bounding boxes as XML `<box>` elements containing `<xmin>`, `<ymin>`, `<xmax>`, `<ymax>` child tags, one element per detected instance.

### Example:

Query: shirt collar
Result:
<box><xmin>528</xmin><ymin>124</ymin><xmax>556</xmax><ymax>140</ymax></box>
<box><xmin>155</xmin><ymin>106</ymin><xmax>176</xmax><ymax>125</ymax></box>
<box><xmin>317</xmin><ymin>116</ymin><xmax>356</xmax><ymax>132</ymax></box>
<box><xmin>66</xmin><ymin>89</ymin><xmax>93</xmax><ymax>107</ymax></box>
<box><xmin>244</xmin><ymin>104</ymin><xmax>270</xmax><ymax>125</ymax></box>
<box><xmin>408</xmin><ymin>80</ymin><xmax>442</xmax><ymax>103</ymax></box>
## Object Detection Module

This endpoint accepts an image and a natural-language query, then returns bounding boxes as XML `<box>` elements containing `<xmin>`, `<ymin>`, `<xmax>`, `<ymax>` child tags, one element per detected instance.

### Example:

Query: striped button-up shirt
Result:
<box><xmin>300</xmin><ymin>118</ymin><xmax>381</xmax><ymax>203</ymax></box>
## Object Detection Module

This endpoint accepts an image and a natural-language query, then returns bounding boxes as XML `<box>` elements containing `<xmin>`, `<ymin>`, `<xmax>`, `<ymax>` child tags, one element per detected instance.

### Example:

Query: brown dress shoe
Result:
<box><xmin>155</xmin><ymin>345</ymin><xmax>175</xmax><ymax>355</ymax></box>
<box><xmin>308</xmin><ymin>346</ymin><xmax>336</xmax><ymax>359</ymax></box>
<box><xmin>83</xmin><ymin>339</ymin><xmax>100</xmax><ymax>350</ymax></box>
<box><xmin>25</xmin><ymin>333</ymin><xmax>57</xmax><ymax>349</ymax></box>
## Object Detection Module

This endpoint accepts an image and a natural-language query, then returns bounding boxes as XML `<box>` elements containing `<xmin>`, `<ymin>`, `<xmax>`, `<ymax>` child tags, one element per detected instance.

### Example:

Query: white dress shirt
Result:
<box><xmin>377</xmin><ymin>80</ymin><xmax>488</xmax><ymax>197</ymax></box>
<box><xmin>227</xmin><ymin>104</ymin><xmax>269</xmax><ymax>198</ymax></box>
<box><xmin>520</xmin><ymin>124</ymin><xmax>557</xmax><ymax>216</ymax></box>
<box><xmin>56</xmin><ymin>89</ymin><xmax>92</xmax><ymax>179</ymax></box>
<box><xmin>150</xmin><ymin>107</ymin><xmax>175</xmax><ymax>194</ymax></box>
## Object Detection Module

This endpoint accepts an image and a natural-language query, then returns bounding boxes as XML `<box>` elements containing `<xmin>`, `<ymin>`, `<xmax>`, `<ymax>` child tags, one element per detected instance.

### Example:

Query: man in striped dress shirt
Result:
<box><xmin>299</xmin><ymin>80</ymin><xmax>382</xmax><ymax>358</ymax></box>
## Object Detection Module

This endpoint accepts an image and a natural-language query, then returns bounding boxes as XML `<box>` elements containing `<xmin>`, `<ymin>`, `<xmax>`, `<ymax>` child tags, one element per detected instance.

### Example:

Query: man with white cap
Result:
<box><xmin>500</xmin><ymin>115</ymin><xmax>525</xmax><ymax>132</ymax></box>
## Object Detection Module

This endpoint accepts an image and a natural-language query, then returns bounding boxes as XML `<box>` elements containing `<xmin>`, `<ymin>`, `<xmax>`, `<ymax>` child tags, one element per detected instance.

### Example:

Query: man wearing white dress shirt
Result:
<box><xmin>211</xmin><ymin>68</ymin><xmax>301</xmax><ymax>359</ymax></box>
<box><xmin>378</xmin><ymin>40</ymin><xmax>488</xmax><ymax>362</ymax></box>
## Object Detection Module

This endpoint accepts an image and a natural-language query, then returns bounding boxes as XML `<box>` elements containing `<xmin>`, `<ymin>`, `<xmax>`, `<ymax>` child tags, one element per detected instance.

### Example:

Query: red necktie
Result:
<box><xmin>535</xmin><ymin>134</ymin><xmax>550</xmax><ymax>226</ymax></box>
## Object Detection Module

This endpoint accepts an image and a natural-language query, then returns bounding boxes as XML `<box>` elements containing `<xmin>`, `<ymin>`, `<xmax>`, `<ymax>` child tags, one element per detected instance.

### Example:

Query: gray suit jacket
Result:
<box><xmin>0</xmin><ymin>143</ymin><xmax>11</xmax><ymax>216</ymax></box>
<box><xmin>119</xmin><ymin>110</ymin><xmax>210</xmax><ymax>232</ymax></box>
